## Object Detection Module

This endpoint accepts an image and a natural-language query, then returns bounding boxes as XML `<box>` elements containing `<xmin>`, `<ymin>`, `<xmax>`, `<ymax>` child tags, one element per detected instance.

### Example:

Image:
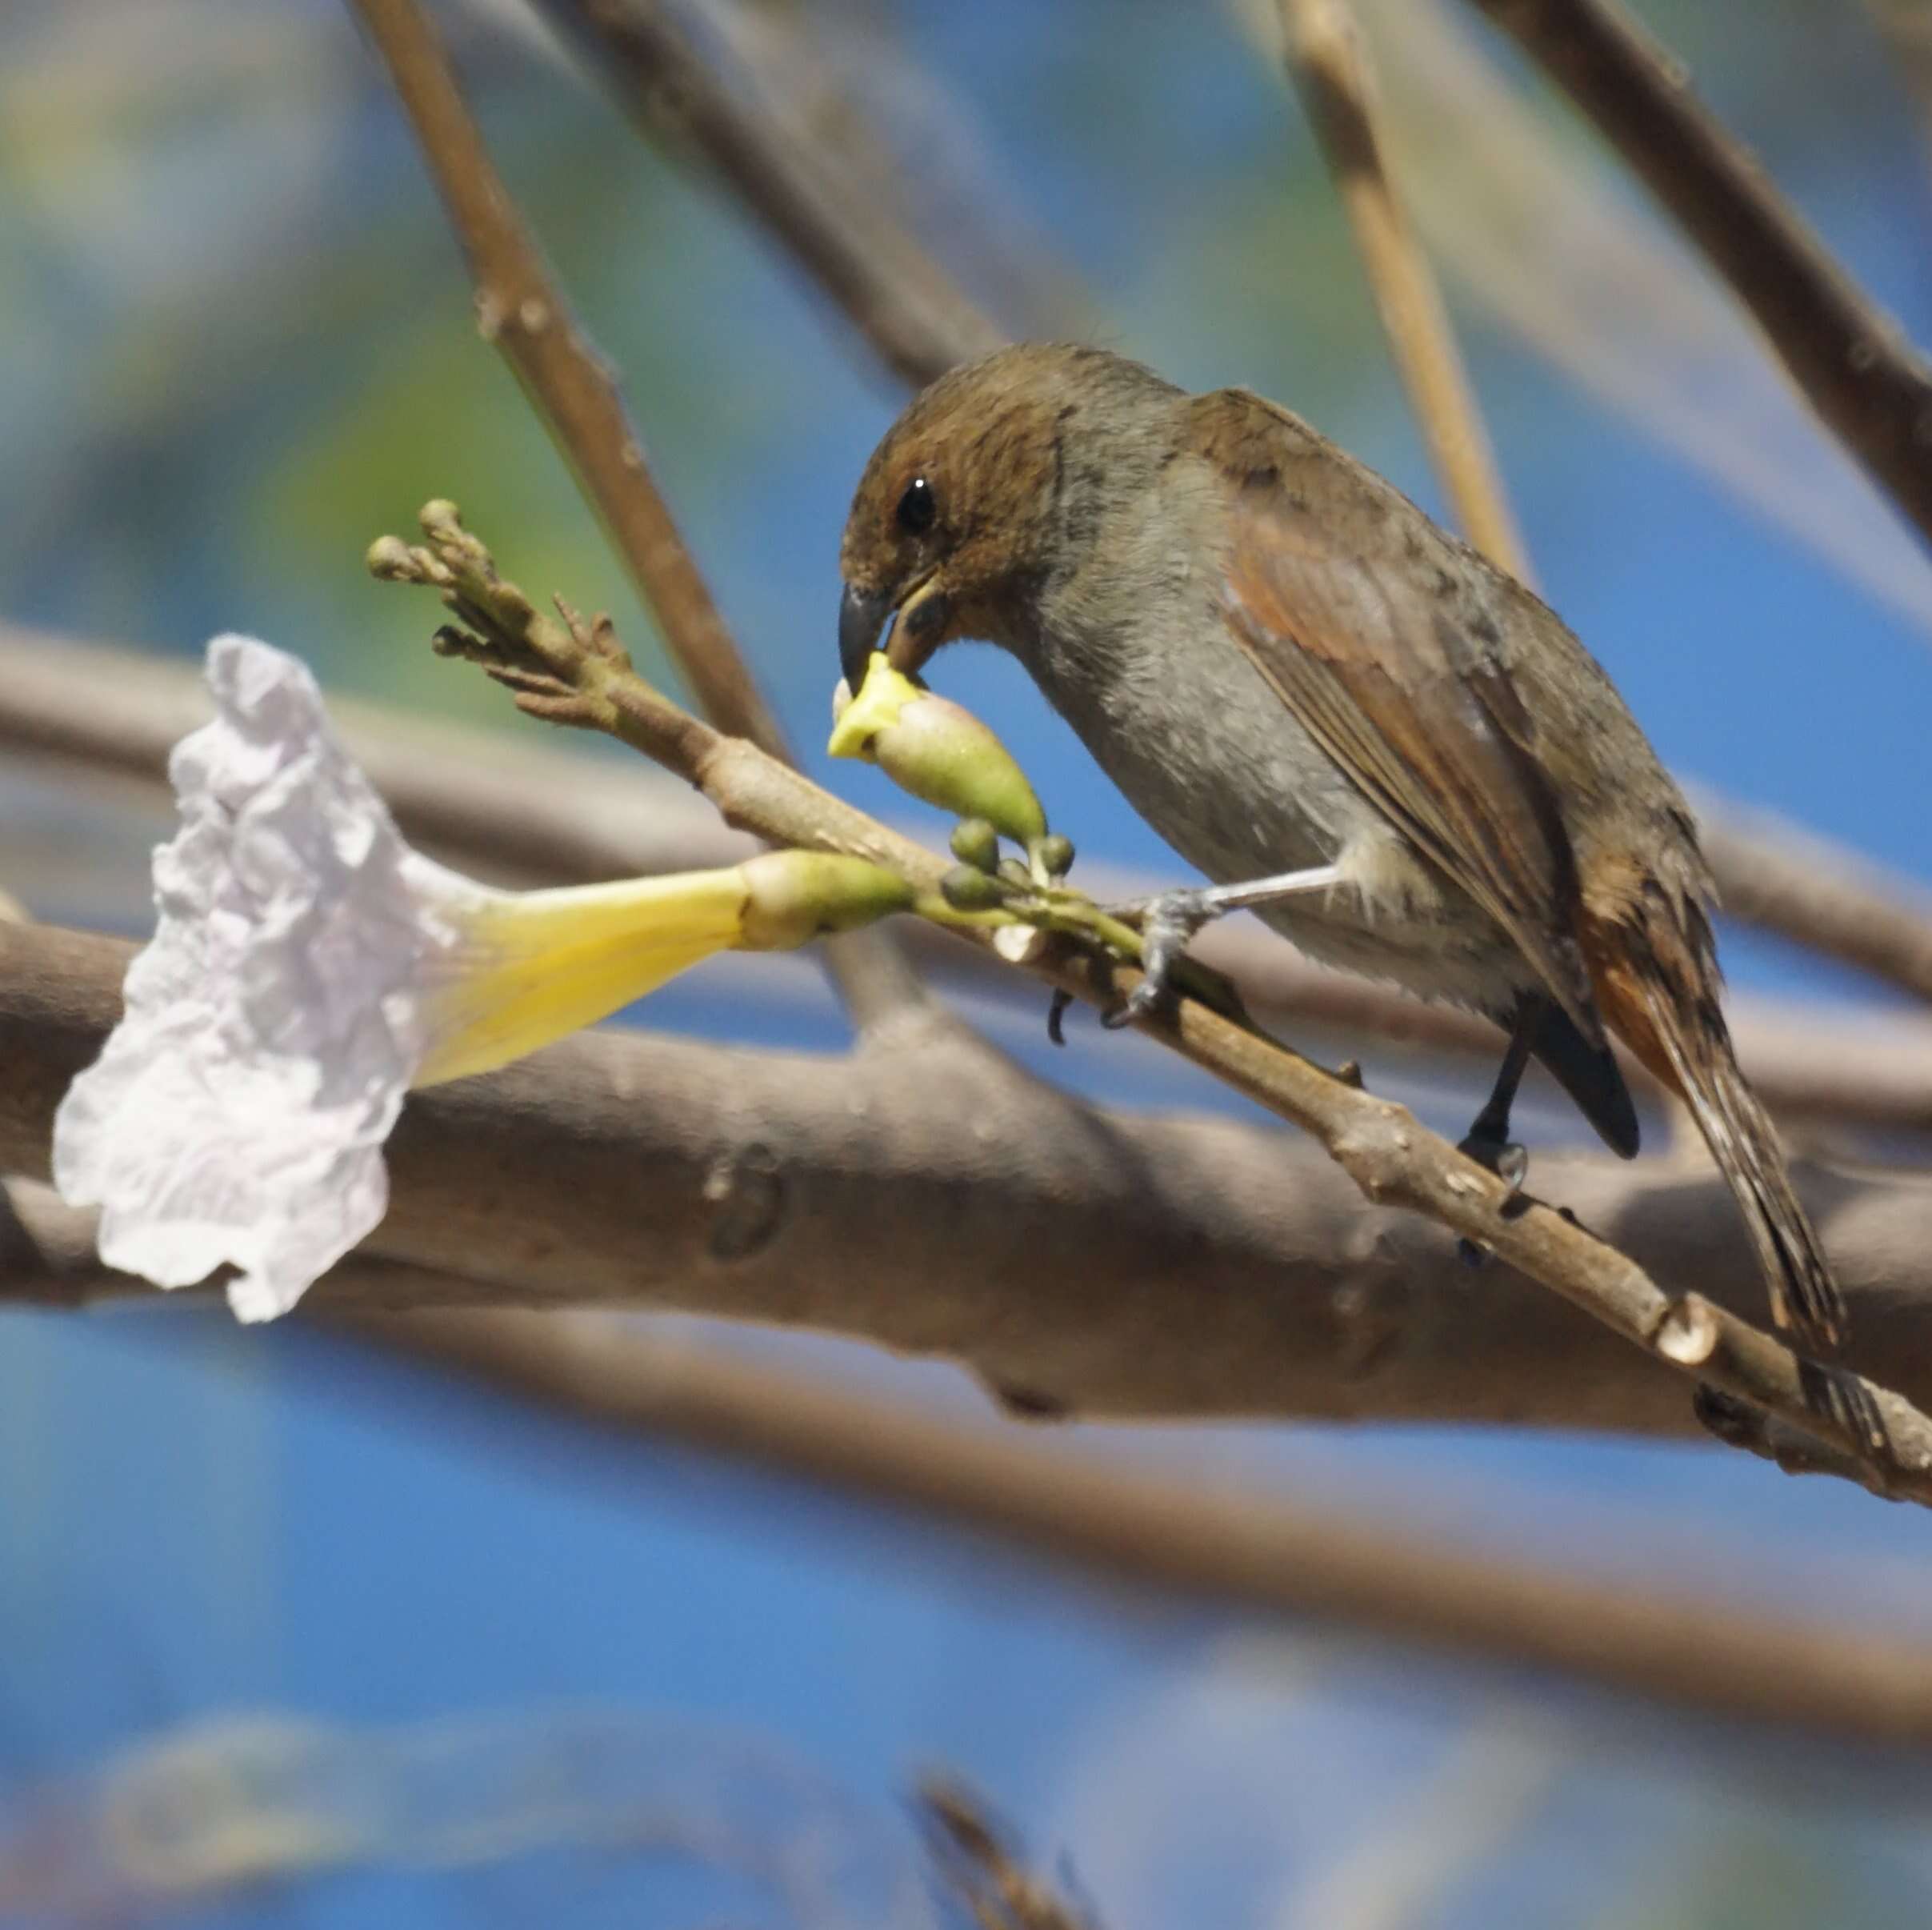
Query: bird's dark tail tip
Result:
<box><xmin>1636</xmin><ymin>971</ymin><xmax>1846</xmax><ymax>1355</ymax></box>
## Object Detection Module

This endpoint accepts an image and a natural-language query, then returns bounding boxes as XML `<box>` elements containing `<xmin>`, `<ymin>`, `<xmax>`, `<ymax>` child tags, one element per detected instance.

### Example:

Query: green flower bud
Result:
<box><xmin>1031</xmin><ymin>833</ymin><xmax>1076</xmax><ymax>879</ymax></box>
<box><xmin>939</xmin><ymin>865</ymin><xmax>1009</xmax><ymax>912</ymax></box>
<box><xmin>735</xmin><ymin>851</ymin><xmax>915</xmax><ymax>951</ymax></box>
<box><xmin>950</xmin><ymin>817</ymin><xmax>1002</xmax><ymax>872</ymax></box>
<box><xmin>827</xmin><ymin>653</ymin><xmax>1048</xmax><ymax>847</ymax></box>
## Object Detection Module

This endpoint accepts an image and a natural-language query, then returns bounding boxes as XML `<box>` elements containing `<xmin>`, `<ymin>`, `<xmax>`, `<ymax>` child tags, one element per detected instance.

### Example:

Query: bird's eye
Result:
<box><xmin>895</xmin><ymin>476</ymin><xmax>937</xmax><ymax>536</ymax></box>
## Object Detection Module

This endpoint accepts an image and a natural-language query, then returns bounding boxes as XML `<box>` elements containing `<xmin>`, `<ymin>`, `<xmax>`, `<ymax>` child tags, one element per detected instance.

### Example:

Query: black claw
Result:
<box><xmin>1099</xmin><ymin>888</ymin><xmax>1214</xmax><ymax>1030</ymax></box>
<box><xmin>1455</xmin><ymin>1132</ymin><xmax>1528</xmax><ymax>1271</ymax></box>
<box><xmin>1101</xmin><ymin>982</ymin><xmax>1162</xmax><ymax>1031</ymax></box>
<box><xmin>1458</xmin><ymin>1133</ymin><xmax>1529</xmax><ymax>1194</ymax></box>
<box><xmin>1046</xmin><ymin>988</ymin><xmax>1074</xmax><ymax>1047</ymax></box>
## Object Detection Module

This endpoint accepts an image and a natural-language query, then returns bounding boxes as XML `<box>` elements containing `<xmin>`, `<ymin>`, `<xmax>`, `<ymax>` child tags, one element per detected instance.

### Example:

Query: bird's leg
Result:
<box><xmin>1101</xmin><ymin>864</ymin><xmax>1342</xmax><ymax>1029</ymax></box>
<box><xmin>1455</xmin><ymin>1003</ymin><xmax>1542</xmax><ymax>1251</ymax></box>
<box><xmin>1454</xmin><ymin>997</ymin><xmax>1543</xmax><ymax>1267</ymax></box>
<box><xmin>1460</xmin><ymin>996</ymin><xmax>1539</xmax><ymax>1187</ymax></box>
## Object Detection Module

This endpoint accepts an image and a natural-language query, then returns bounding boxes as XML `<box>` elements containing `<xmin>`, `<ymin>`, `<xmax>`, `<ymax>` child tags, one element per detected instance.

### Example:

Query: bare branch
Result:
<box><xmin>8</xmin><ymin>625</ymin><xmax>1931</xmax><ymax>1134</ymax></box>
<box><xmin>1276</xmin><ymin>0</ymin><xmax>1530</xmax><ymax>578</ymax></box>
<box><xmin>1463</xmin><ymin>0</ymin><xmax>1932</xmax><ymax>555</ymax></box>
<box><xmin>344</xmin><ymin>0</ymin><xmax>921</xmax><ymax>1025</ymax></box>
<box><xmin>369</xmin><ymin>511</ymin><xmax>1932</xmax><ymax>1499</ymax></box>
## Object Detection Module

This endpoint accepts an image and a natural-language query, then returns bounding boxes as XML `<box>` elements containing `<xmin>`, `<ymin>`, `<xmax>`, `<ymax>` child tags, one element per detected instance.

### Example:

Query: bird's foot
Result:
<box><xmin>1455</xmin><ymin>1129</ymin><xmax>1528</xmax><ymax>1267</ymax></box>
<box><xmin>1100</xmin><ymin>887</ymin><xmax>1216</xmax><ymax>1030</ymax></box>
<box><xmin>1458</xmin><ymin>1131</ymin><xmax>1529</xmax><ymax>1191</ymax></box>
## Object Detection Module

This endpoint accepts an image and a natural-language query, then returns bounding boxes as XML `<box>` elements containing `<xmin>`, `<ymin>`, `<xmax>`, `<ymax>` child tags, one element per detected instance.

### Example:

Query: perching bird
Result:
<box><xmin>838</xmin><ymin>342</ymin><xmax>1843</xmax><ymax>1354</ymax></box>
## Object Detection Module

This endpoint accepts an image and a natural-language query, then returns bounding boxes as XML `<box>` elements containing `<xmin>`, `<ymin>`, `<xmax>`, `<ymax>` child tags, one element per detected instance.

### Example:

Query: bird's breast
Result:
<box><xmin>1026</xmin><ymin>573</ymin><xmax>1531</xmax><ymax>1008</ymax></box>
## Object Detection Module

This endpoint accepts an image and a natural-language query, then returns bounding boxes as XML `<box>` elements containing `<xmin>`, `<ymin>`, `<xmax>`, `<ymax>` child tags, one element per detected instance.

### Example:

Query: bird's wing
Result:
<box><xmin>1188</xmin><ymin>387</ymin><xmax>1601</xmax><ymax>1039</ymax></box>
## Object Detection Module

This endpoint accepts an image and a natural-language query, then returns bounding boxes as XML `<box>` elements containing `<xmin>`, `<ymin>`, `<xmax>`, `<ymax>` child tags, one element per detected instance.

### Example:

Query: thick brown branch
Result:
<box><xmin>10</xmin><ymin>920</ymin><xmax>1932</xmax><ymax>1463</ymax></box>
<box><xmin>1464</xmin><ymin>0</ymin><xmax>1932</xmax><ymax>554</ymax></box>
<box><xmin>7</xmin><ymin>624</ymin><xmax>1931</xmax><ymax>1132</ymax></box>
<box><xmin>1278</xmin><ymin>0</ymin><xmax>1530</xmax><ymax>577</ymax></box>
<box><xmin>344</xmin><ymin>0</ymin><xmax>919</xmax><ymax>1024</ymax></box>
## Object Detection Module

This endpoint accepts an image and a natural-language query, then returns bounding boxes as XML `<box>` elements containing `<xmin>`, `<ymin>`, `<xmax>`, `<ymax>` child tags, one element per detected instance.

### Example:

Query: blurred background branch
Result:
<box><xmin>1461</xmin><ymin>0</ymin><xmax>1932</xmax><ymax>555</ymax></box>
<box><xmin>9</xmin><ymin>924</ymin><xmax>1932</xmax><ymax>1443</ymax></box>
<box><xmin>530</xmin><ymin>0</ymin><xmax>1012</xmax><ymax>385</ymax></box>
<box><xmin>0</xmin><ymin>1228</ymin><xmax>1919</xmax><ymax>1751</ymax></box>
<box><xmin>1275</xmin><ymin>0</ymin><xmax>1531</xmax><ymax>578</ymax></box>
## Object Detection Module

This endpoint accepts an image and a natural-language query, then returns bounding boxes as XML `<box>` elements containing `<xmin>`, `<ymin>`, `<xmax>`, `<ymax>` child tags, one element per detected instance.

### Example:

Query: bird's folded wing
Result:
<box><xmin>1192</xmin><ymin>390</ymin><xmax>1601</xmax><ymax>1039</ymax></box>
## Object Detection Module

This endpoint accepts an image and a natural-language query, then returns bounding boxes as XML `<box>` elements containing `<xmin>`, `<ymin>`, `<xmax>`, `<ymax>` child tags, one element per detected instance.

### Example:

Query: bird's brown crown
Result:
<box><xmin>839</xmin><ymin>343</ymin><xmax>1178</xmax><ymax>669</ymax></box>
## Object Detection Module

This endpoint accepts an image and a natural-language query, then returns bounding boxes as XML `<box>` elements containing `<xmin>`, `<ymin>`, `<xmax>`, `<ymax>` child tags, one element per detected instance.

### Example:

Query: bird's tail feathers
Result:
<box><xmin>1586</xmin><ymin>888</ymin><xmax>1844</xmax><ymax>1354</ymax></box>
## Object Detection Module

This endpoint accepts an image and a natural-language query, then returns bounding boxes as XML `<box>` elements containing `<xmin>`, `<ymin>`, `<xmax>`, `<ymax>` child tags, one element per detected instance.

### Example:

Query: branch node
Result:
<box><xmin>1654</xmin><ymin>1292</ymin><xmax>1720</xmax><ymax>1367</ymax></box>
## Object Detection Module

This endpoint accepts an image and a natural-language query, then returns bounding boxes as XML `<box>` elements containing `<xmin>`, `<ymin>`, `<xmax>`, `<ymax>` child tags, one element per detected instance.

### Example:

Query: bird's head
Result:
<box><xmin>838</xmin><ymin>342</ymin><xmax>1178</xmax><ymax>687</ymax></box>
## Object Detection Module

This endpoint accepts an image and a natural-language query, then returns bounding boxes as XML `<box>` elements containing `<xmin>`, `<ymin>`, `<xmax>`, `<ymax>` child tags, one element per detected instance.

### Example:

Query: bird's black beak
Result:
<box><xmin>839</xmin><ymin>583</ymin><xmax>892</xmax><ymax>691</ymax></box>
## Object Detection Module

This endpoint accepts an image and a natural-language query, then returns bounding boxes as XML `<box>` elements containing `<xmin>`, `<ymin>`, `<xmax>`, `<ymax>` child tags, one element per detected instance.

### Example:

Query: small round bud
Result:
<box><xmin>940</xmin><ymin>865</ymin><xmax>1008</xmax><ymax>912</ymax></box>
<box><xmin>1032</xmin><ymin>833</ymin><xmax>1075</xmax><ymax>879</ymax></box>
<box><xmin>365</xmin><ymin>535</ymin><xmax>418</xmax><ymax>582</ymax></box>
<box><xmin>950</xmin><ymin>818</ymin><xmax>1002</xmax><ymax>871</ymax></box>
<box><xmin>996</xmin><ymin>859</ymin><xmax>1034</xmax><ymax>891</ymax></box>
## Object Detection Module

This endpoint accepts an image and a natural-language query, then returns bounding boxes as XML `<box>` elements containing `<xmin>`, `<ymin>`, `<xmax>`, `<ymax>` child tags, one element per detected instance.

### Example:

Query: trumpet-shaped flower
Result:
<box><xmin>54</xmin><ymin>635</ymin><xmax>910</xmax><ymax>1322</ymax></box>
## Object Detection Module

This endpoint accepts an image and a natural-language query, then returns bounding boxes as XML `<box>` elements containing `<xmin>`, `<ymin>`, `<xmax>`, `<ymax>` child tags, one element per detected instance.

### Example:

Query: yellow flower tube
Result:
<box><xmin>414</xmin><ymin>867</ymin><xmax>755</xmax><ymax>1087</ymax></box>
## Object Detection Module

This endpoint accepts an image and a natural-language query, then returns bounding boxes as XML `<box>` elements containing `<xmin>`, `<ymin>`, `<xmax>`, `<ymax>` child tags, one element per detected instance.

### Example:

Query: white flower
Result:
<box><xmin>53</xmin><ymin>636</ymin><xmax>910</xmax><ymax>1322</ymax></box>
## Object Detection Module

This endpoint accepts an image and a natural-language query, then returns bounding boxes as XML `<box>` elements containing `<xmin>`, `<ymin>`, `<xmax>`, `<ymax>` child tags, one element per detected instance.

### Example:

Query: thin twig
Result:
<box><xmin>359</xmin><ymin>508</ymin><xmax>1932</xmax><ymax>1502</ymax></box>
<box><xmin>1277</xmin><ymin>0</ymin><xmax>1530</xmax><ymax>577</ymax></box>
<box><xmin>344</xmin><ymin>0</ymin><xmax>922</xmax><ymax>1026</ymax></box>
<box><xmin>1464</xmin><ymin>0</ymin><xmax>1932</xmax><ymax>554</ymax></box>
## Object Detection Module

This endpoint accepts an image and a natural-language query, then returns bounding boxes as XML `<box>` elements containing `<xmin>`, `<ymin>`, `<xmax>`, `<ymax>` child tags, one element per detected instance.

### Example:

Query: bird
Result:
<box><xmin>837</xmin><ymin>341</ymin><xmax>1844</xmax><ymax>1355</ymax></box>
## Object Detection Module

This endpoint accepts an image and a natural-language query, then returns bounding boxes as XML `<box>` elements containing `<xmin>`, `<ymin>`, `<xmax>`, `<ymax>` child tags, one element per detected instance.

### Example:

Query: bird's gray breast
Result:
<box><xmin>1023</xmin><ymin>549</ymin><xmax>1530</xmax><ymax>1010</ymax></box>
